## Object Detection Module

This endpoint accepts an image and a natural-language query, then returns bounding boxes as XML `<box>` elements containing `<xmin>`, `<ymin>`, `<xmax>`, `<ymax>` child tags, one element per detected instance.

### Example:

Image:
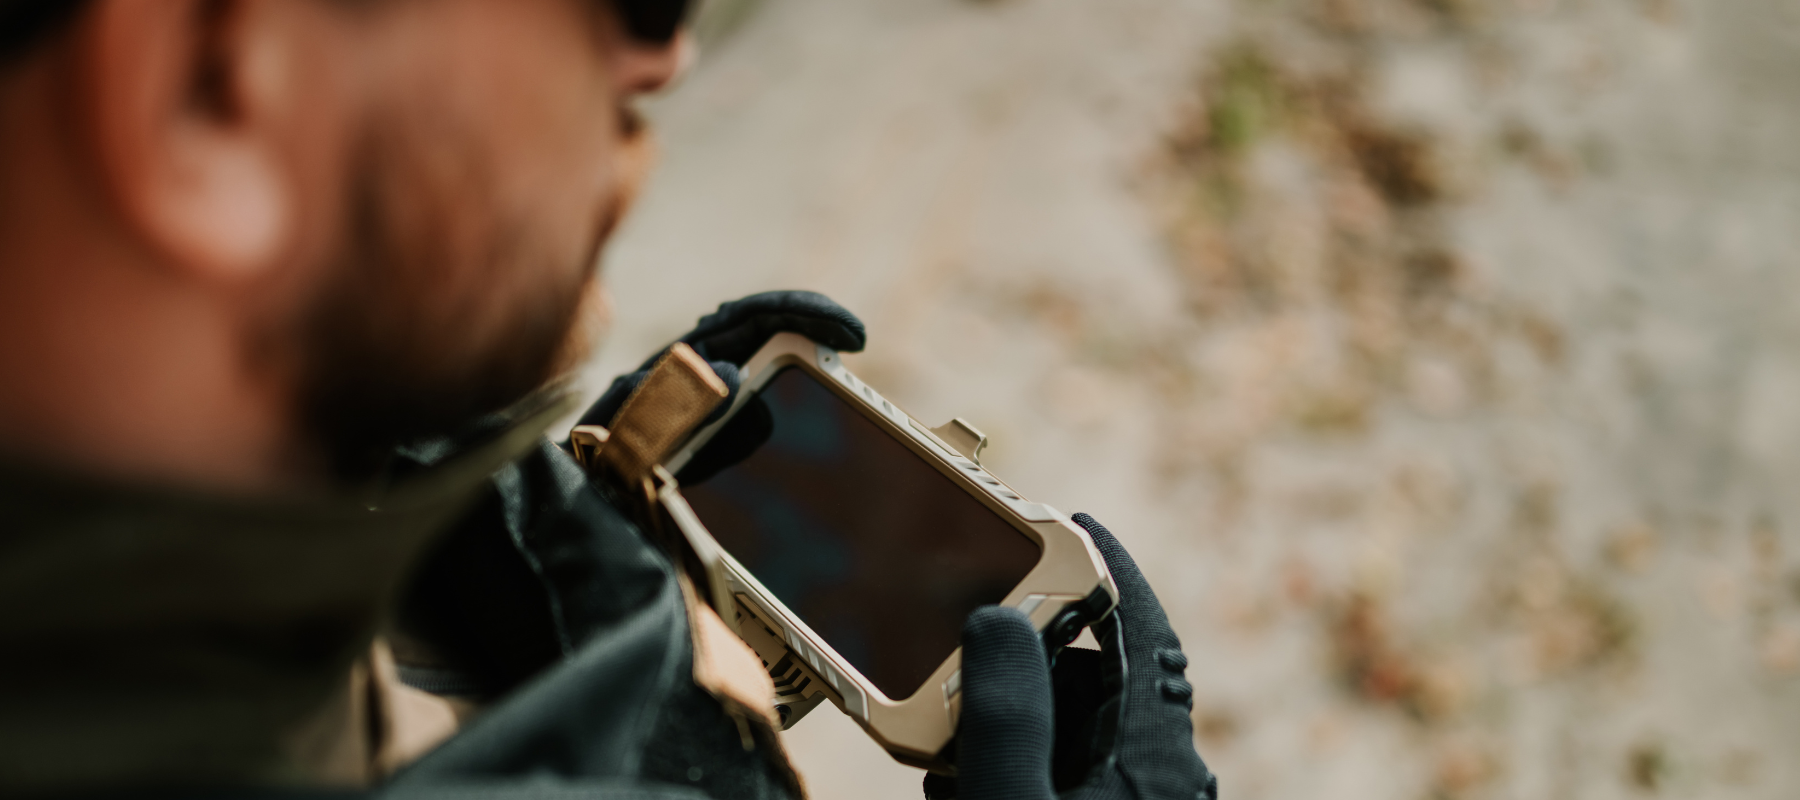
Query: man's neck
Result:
<box><xmin>0</xmin><ymin>260</ymin><xmax>305</xmax><ymax>493</ymax></box>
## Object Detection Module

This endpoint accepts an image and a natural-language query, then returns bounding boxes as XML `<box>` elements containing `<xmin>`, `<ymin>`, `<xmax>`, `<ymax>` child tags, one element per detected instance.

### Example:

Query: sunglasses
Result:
<box><xmin>612</xmin><ymin>0</ymin><xmax>692</xmax><ymax>44</ymax></box>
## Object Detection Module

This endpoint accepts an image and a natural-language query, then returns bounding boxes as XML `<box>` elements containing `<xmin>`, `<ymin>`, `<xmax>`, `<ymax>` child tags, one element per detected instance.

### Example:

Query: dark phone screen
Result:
<box><xmin>676</xmin><ymin>366</ymin><xmax>1042</xmax><ymax>700</ymax></box>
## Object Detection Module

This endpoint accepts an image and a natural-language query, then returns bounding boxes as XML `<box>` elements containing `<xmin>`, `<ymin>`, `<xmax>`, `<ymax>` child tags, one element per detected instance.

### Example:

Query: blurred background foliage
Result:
<box><xmin>587</xmin><ymin>0</ymin><xmax>1800</xmax><ymax>798</ymax></box>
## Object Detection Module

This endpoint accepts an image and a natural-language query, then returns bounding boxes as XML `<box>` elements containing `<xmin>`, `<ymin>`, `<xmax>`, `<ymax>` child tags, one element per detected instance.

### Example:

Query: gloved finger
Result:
<box><xmin>956</xmin><ymin>606</ymin><xmax>1057</xmax><ymax>800</ymax></box>
<box><xmin>1071</xmin><ymin>514</ymin><xmax>1188</xmax><ymax>703</ymax></box>
<box><xmin>1070</xmin><ymin>513</ymin><xmax>1211</xmax><ymax>797</ymax></box>
<box><xmin>1046</xmin><ymin>647</ymin><xmax>1117</xmax><ymax>793</ymax></box>
<box><xmin>678</xmin><ymin>290</ymin><xmax>867</xmax><ymax>366</ymax></box>
<box><xmin>576</xmin><ymin>359</ymin><xmax>742</xmax><ymax>431</ymax></box>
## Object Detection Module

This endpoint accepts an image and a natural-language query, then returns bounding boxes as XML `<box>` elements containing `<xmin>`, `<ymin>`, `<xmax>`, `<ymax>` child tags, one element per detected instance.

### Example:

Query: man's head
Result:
<box><xmin>0</xmin><ymin>0</ymin><xmax>688</xmax><ymax>486</ymax></box>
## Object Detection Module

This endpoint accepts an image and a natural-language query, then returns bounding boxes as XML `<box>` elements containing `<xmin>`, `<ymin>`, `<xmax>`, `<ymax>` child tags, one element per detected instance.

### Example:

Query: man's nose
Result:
<box><xmin>613</xmin><ymin>32</ymin><xmax>691</xmax><ymax>96</ymax></box>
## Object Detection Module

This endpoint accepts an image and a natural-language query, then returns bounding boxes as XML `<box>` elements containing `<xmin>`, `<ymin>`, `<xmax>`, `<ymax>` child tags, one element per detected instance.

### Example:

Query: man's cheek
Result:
<box><xmin>527</xmin><ymin>126</ymin><xmax>643</xmax><ymax>284</ymax></box>
<box><xmin>549</xmin><ymin>280</ymin><xmax>613</xmax><ymax>376</ymax></box>
<box><xmin>611</xmin><ymin>115</ymin><xmax>658</xmax><ymax>218</ymax></box>
<box><xmin>563</xmin><ymin>124</ymin><xmax>655</xmax><ymax>283</ymax></box>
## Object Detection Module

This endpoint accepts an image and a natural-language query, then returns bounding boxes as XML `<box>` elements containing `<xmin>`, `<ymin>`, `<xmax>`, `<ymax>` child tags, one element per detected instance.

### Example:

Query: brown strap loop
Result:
<box><xmin>569</xmin><ymin>342</ymin><xmax>728</xmax><ymax>486</ymax></box>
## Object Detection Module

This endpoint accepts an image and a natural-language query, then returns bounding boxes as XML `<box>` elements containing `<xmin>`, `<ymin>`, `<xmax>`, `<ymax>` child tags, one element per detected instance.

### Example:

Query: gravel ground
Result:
<box><xmin>583</xmin><ymin>1</ymin><xmax>1800</xmax><ymax>798</ymax></box>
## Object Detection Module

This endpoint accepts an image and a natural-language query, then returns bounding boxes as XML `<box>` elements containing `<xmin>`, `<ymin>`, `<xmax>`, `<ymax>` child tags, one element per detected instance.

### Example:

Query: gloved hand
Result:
<box><xmin>928</xmin><ymin>513</ymin><xmax>1218</xmax><ymax>800</ymax></box>
<box><xmin>396</xmin><ymin>291</ymin><xmax>863</xmax><ymax>698</ymax></box>
<box><xmin>576</xmin><ymin>290</ymin><xmax>866</xmax><ymax>430</ymax></box>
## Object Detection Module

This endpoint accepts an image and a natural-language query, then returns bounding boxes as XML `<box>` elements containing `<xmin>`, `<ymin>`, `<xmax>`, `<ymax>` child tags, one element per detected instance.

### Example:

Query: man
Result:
<box><xmin>0</xmin><ymin>1</ymin><xmax>1217</xmax><ymax>798</ymax></box>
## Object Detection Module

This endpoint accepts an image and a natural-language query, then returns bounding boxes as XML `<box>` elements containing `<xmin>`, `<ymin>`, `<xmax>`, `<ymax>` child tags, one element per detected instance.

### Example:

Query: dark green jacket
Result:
<box><xmin>0</xmin><ymin>397</ymin><xmax>800</xmax><ymax>799</ymax></box>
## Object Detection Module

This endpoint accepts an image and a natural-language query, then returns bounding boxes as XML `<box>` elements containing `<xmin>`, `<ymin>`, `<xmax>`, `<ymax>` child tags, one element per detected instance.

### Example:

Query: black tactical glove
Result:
<box><xmin>398</xmin><ymin>291</ymin><xmax>864</xmax><ymax>696</ymax></box>
<box><xmin>928</xmin><ymin>514</ymin><xmax>1218</xmax><ymax>800</ymax></box>
<box><xmin>576</xmin><ymin>290</ymin><xmax>867</xmax><ymax>431</ymax></box>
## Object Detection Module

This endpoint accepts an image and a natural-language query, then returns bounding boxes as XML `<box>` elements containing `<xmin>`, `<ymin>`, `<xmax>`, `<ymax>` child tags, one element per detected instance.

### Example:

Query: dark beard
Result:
<box><xmin>297</xmin><ymin>126</ymin><xmax>599</xmax><ymax>481</ymax></box>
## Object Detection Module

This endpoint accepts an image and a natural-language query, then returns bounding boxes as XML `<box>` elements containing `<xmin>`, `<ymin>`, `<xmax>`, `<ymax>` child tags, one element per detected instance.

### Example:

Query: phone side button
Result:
<box><xmin>944</xmin><ymin>668</ymin><xmax>961</xmax><ymax>700</ymax></box>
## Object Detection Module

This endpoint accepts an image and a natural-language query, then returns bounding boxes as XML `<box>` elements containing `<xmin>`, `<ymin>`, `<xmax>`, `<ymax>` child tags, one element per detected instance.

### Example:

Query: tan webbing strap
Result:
<box><xmin>582</xmin><ymin>342</ymin><xmax>729</xmax><ymax>487</ymax></box>
<box><xmin>563</xmin><ymin>345</ymin><xmax>803</xmax><ymax>794</ymax></box>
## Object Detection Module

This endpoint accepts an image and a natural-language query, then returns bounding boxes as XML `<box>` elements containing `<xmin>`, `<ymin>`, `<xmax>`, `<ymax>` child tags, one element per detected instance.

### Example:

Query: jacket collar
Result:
<box><xmin>0</xmin><ymin>389</ymin><xmax>580</xmax><ymax>792</ymax></box>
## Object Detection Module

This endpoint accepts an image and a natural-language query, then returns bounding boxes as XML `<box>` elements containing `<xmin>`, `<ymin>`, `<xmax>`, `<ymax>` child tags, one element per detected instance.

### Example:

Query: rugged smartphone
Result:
<box><xmin>654</xmin><ymin>333</ymin><xmax>1118</xmax><ymax>773</ymax></box>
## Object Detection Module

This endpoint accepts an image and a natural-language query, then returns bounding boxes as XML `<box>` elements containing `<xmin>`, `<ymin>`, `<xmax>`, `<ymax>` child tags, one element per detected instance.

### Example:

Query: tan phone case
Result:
<box><xmin>655</xmin><ymin>333</ymin><xmax>1118</xmax><ymax>773</ymax></box>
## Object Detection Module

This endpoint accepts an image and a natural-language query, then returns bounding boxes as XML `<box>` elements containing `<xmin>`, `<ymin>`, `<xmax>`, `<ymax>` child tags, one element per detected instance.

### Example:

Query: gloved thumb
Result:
<box><xmin>956</xmin><ymin>606</ymin><xmax>1057</xmax><ymax>800</ymax></box>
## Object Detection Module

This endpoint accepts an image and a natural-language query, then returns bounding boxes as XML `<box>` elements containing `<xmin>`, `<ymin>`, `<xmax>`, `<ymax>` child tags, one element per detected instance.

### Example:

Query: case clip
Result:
<box><xmin>929</xmin><ymin>418</ymin><xmax>989</xmax><ymax>465</ymax></box>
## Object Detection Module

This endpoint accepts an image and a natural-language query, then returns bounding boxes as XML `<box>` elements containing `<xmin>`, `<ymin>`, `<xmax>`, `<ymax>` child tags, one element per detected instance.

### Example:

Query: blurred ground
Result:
<box><xmin>583</xmin><ymin>0</ymin><xmax>1800</xmax><ymax>798</ymax></box>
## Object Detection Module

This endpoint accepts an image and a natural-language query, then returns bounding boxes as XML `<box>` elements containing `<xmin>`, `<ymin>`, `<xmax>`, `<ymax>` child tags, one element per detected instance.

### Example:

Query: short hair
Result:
<box><xmin>0</xmin><ymin>0</ymin><xmax>89</xmax><ymax>65</ymax></box>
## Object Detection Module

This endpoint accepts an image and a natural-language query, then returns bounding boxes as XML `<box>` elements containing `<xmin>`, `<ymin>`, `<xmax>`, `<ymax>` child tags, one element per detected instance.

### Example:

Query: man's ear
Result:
<box><xmin>74</xmin><ymin>0</ymin><xmax>296</xmax><ymax>282</ymax></box>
